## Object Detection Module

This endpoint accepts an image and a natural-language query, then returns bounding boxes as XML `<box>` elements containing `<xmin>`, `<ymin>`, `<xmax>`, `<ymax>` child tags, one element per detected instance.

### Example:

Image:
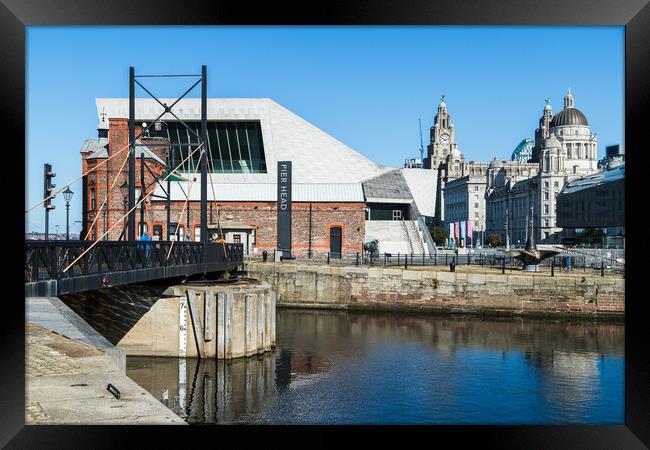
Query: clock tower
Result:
<box><xmin>425</xmin><ymin>95</ymin><xmax>462</xmax><ymax>174</ymax></box>
<box><xmin>425</xmin><ymin>96</ymin><xmax>465</xmax><ymax>225</ymax></box>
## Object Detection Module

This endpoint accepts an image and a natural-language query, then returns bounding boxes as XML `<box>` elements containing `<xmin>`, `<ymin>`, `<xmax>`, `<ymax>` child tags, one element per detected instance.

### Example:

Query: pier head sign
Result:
<box><xmin>277</xmin><ymin>161</ymin><xmax>292</xmax><ymax>257</ymax></box>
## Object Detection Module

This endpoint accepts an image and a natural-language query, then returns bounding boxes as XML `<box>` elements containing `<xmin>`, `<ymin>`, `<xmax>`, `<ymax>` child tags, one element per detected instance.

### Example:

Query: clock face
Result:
<box><xmin>440</xmin><ymin>133</ymin><xmax>450</xmax><ymax>144</ymax></box>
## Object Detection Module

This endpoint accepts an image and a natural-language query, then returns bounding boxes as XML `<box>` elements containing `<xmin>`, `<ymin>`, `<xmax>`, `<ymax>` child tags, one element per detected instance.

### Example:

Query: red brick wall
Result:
<box><xmin>83</xmin><ymin>119</ymin><xmax>167</xmax><ymax>241</ymax></box>
<box><xmin>82</xmin><ymin>118</ymin><xmax>366</xmax><ymax>255</ymax></box>
<box><xmin>141</xmin><ymin>200</ymin><xmax>365</xmax><ymax>258</ymax></box>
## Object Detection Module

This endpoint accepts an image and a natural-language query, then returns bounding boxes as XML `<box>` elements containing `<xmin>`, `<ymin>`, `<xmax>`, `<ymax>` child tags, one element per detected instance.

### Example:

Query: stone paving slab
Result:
<box><xmin>26</xmin><ymin>297</ymin><xmax>126</xmax><ymax>372</ymax></box>
<box><xmin>25</xmin><ymin>323</ymin><xmax>185</xmax><ymax>425</ymax></box>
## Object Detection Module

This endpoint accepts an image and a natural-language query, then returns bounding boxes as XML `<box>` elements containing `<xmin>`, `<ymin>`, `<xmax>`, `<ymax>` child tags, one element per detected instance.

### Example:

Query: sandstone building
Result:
<box><xmin>438</xmin><ymin>90</ymin><xmax>601</xmax><ymax>245</ymax></box>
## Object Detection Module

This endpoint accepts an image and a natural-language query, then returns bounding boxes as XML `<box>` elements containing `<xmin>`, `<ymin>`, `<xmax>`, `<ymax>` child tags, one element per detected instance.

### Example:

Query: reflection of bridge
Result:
<box><xmin>25</xmin><ymin>240</ymin><xmax>244</xmax><ymax>297</ymax></box>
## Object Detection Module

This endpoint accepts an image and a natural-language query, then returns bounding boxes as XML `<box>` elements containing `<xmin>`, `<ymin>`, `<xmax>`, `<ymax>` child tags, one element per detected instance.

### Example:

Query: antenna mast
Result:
<box><xmin>418</xmin><ymin>118</ymin><xmax>424</xmax><ymax>162</ymax></box>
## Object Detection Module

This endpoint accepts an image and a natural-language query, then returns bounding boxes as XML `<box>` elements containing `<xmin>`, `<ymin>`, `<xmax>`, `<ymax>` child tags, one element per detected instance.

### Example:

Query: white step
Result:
<box><xmin>365</xmin><ymin>220</ymin><xmax>428</xmax><ymax>255</ymax></box>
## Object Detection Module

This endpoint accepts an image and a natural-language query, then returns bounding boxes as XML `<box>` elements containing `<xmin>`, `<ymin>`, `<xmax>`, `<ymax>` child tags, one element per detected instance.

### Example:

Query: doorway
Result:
<box><xmin>329</xmin><ymin>226</ymin><xmax>342</xmax><ymax>258</ymax></box>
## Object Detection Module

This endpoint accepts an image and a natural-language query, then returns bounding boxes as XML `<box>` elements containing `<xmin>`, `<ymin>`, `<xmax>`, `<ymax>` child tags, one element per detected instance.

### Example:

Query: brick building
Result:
<box><xmin>81</xmin><ymin>98</ymin><xmax>420</xmax><ymax>258</ymax></box>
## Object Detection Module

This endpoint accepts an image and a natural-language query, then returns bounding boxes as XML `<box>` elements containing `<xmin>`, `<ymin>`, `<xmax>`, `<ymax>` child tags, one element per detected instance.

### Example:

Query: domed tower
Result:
<box><xmin>530</xmin><ymin>99</ymin><xmax>553</xmax><ymax>163</ymax></box>
<box><xmin>547</xmin><ymin>88</ymin><xmax>598</xmax><ymax>176</ymax></box>
<box><xmin>536</xmin><ymin>89</ymin><xmax>597</xmax><ymax>243</ymax></box>
<box><xmin>445</xmin><ymin>124</ymin><xmax>464</xmax><ymax>179</ymax></box>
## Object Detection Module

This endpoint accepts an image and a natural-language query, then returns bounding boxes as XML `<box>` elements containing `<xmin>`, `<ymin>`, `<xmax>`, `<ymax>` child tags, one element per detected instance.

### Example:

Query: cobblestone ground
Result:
<box><xmin>25</xmin><ymin>325</ymin><xmax>87</xmax><ymax>423</ymax></box>
<box><xmin>26</xmin><ymin>334</ymin><xmax>82</xmax><ymax>377</ymax></box>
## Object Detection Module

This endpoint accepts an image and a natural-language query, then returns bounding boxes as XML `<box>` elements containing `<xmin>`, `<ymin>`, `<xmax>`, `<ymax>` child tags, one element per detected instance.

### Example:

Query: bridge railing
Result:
<box><xmin>25</xmin><ymin>240</ymin><xmax>243</xmax><ymax>283</ymax></box>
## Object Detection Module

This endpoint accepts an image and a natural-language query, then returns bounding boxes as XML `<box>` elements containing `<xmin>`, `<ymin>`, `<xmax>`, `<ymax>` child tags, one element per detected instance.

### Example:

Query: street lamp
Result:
<box><xmin>63</xmin><ymin>186</ymin><xmax>74</xmax><ymax>240</ymax></box>
<box><xmin>120</xmin><ymin>181</ymin><xmax>129</xmax><ymax>236</ymax></box>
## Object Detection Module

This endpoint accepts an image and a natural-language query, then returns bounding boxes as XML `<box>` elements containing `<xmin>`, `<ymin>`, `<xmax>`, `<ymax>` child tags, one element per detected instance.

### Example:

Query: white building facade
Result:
<box><xmin>440</xmin><ymin>89</ymin><xmax>600</xmax><ymax>246</ymax></box>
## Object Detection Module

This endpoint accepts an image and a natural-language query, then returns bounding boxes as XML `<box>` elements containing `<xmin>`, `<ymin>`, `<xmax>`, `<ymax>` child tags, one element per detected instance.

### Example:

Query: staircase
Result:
<box><xmin>400</xmin><ymin>220</ymin><xmax>413</xmax><ymax>253</ymax></box>
<box><xmin>365</xmin><ymin>220</ymin><xmax>428</xmax><ymax>256</ymax></box>
<box><xmin>406</xmin><ymin>220</ymin><xmax>425</xmax><ymax>254</ymax></box>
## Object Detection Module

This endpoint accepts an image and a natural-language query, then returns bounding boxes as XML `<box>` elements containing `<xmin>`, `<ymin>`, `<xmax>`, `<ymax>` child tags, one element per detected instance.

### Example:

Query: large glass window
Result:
<box><xmin>161</xmin><ymin>121</ymin><xmax>267</xmax><ymax>173</ymax></box>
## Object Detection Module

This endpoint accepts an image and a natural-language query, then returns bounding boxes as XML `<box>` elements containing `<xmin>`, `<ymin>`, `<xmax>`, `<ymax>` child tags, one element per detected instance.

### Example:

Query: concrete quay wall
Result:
<box><xmin>117</xmin><ymin>282</ymin><xmax>276</xmax><ymax>359</ymax></box>
<box><xmin>247</xmin><ymin>262</ymin><xmax>624</xmax><ymax>318</ymax></box>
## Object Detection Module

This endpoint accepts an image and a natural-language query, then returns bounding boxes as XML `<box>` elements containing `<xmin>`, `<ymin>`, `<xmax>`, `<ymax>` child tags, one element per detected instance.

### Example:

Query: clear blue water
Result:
<box><xmin>126</xmin><ymin>309</ymin><xmax>624</xmax><ymax>424</ymax></box>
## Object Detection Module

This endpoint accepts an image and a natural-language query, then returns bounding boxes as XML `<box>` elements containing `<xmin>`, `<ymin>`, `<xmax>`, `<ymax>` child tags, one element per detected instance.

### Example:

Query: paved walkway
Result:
<box><xmin>26</xmin><ymin>297</ymin><xmax>125</xmax><ymax>372</ymax></box>
<box><xmin>25</xmin><ymin>323</ymin><xmax>185</xmax><ymax>425</ymax></box>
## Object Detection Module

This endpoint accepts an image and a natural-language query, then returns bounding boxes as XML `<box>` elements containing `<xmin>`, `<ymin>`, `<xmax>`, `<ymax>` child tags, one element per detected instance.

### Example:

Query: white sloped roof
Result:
<box><xmin>151</xmin><ymin>181</ymin><xmax>364</xmax><ymax>202</ymax></box>
<box><xmin>96</xmin><ymin>98</ymin><xmax>391</xmax><ymax>184</ymax></box>
<box><xmin>401</xmin><ymin>168</ymin><xmax>438</xmax><ymax>217</ymax></box>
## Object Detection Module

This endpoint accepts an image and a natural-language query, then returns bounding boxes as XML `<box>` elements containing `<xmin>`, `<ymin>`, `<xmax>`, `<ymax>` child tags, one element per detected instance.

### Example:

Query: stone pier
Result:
<box><xmin>247</xmin><ymin>262</ymin><xmax>624</xmax><ymax>319</ymax></box>
<box><xmin>116</xmin><ymin>280</ymin><xmax>276</xmax><ymax>359</ymax></box>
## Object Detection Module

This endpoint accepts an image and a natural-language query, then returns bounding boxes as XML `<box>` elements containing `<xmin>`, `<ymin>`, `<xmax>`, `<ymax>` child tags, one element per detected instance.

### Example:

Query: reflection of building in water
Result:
<box><xmin>127</xmin><ymin>311</ymin><xmax>624</xmax><ymax>424</ymax></box>
<box><xmin>523</xmin><ymin>349</ymin><xmax>604</xmax><ymax>420</ymax></box>
<box><xmin>127</xmin><ymin>354</ymin><xmax>276</xmax><ymax>424</ymax></box>
<box><xmin>345</xmin><ymin>313</ymin><xmax>624</xmax><ymax>357</ymax></box>
<box><xmin>551</xmin><ymin>350</ymin><xmax>599</xmax><ymax>380</ymax></box>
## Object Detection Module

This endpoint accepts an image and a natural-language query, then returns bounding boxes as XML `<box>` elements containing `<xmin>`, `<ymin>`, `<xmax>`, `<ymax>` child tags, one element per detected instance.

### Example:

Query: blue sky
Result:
<box><xmin>26</xmin><ymin>26</ymin><xmax>624</xmax><ymax>234</ymax></box>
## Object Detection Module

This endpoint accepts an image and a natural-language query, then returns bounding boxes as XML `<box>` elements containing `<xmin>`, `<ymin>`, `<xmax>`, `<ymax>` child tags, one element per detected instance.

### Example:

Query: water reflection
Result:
<box><xmin>126</xmin><ymin>309</ymin><xmax>624</xmax><ymax>424</ymax></box>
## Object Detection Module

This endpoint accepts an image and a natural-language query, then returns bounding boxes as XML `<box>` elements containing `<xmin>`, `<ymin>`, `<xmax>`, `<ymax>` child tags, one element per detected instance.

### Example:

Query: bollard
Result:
<box><xmin>262</xmin><ymin>250</ymin><xmax>268</xmax><ymax>262</ymax></box>
<box><xmin>405</xmin><ymin>255</ymin><xmax>408</xmax><ymax>269</ymax></box>
<box><xmin>501</xmin><ymin>258</ymin><xmax>505</xmax><ymax>274</ymax></box>
<box><xmin>327</xmin><ymin>252</ymin><xmax>330</xmax><ymax>265</ymax></box>
<box><xmin>551</xmin><ymin>258</ymin><xmax>555</xmax><ymax>277</ymax></box>
<box><xmin>422</xmin><ymin>253</ymin><xmax>425</xmax><ymax>266</ymax></box>
<box><xmin>450</xmin><ymin>257</ymin><xmax>456</xmax><ymax>272</ymax></box>
<box><xmin>356</xmin><ymin>252</ymin><xmax>359</xmax><ymax>266</ymax></box>
<box><xmin>601</xmin><ymin>261</ymin><xmax>604</xmax><ymax>277</ymax></box>
<box><xmin>397</xmin><ymin>253</ymin><xmax>400</xmax><ymax>266</ymax></box>
<box><xmin>445</xmin><ymin>253</ymin><xmax>448</xmax><ymax>266</ymax></box>
<box><xmin>384</xmin><ymin>254</ymin><xmax>387</xmax><ymax>266</ymax></box>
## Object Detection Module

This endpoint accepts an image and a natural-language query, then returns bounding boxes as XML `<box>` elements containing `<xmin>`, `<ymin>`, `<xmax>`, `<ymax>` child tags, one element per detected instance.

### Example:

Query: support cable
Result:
<box><xmin>26</xmin><ymin>144</ymin><xmax>129</xmax><ymax>213</ymax></box>
<box><xmin>26</xmin><ymin>107</ymin><xmax>169</xmax><ymax>213</ymax></box>
<box><xmin>206</xmin><ymin>152</ymin><xmax>228</xmax><ymax>260</ymax></box>
<box><xmin>166</xmin><ymin>150</ymin><xmax>202</xmax><ymax>261</ymax></box>
<box><xmin>62</xmin><ymin>143</ymin><xmax>205</xmax><ymax>273</ymax></box>
<box><xmin>83</xmin><ymin>150</ymin><xmax>130</xmax><ymax>240</ymax></box>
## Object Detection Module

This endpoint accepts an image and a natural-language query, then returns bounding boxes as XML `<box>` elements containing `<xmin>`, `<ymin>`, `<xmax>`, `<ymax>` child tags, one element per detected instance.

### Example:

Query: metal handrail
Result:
<box><xmin>25</xmin><ymin>241</ymin><xmax>243</xmax><ymax>283</ymax></box>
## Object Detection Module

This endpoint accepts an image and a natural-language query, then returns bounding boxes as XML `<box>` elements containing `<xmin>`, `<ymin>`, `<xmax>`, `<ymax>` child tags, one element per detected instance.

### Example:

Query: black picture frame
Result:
<box><xmin>3</xmin><ymin>0</ymin><xmax>648</xmax><ymax>447</ymax></box>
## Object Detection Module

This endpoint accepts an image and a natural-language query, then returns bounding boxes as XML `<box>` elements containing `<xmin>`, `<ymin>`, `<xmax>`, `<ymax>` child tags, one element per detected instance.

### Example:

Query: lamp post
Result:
<box><xmin>504</xmin><ymin>207</ymin><xmax>510</xmax><ymax>250</ymax></box>
<box><xmin>63</xmin><ymin>186</ymin><xmax>74</xmax><ymax>240</ymax></box>
<box><xmin>120</xmin><ymin>181</ymin><xmax>129</xmax><ymax>237</ymax></box>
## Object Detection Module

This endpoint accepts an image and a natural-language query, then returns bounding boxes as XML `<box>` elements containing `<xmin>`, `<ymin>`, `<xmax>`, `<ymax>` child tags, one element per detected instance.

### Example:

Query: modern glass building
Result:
<box><xmin>511</xmin><ymin>138</ymin><xmax>534</xmax><ymax>163</ymax></box>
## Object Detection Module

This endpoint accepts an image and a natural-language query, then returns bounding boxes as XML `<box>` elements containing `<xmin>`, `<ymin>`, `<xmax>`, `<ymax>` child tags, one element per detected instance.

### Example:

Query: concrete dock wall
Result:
<box><xmin>247</xmin><ymin>262</ymin><xmax>624</xmax><ymax>318</ymax></box>
<box><xmin>117</xmin><ymin>282</ymin><xmax>276</xmax><ymax>359</ymax></box>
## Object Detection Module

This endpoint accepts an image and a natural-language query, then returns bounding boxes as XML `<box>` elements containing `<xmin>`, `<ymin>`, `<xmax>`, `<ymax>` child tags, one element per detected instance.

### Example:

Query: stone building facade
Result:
<box><xmin>440</xmin><ymin>90</ymin><xmax>600</xmax><ymax>245</ymax></box>
<box><xmin>443</xmin><ymin>175</ymin><xmax>487</xmax><ymax>247</ymax></box>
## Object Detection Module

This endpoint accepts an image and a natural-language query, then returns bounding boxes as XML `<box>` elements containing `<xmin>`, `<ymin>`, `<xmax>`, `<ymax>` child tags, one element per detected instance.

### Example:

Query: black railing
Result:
<box><xmin>25</xmin><ymin>240</ymin><xmax>243</xmax><ymax>283</ymax></box>
<box><xmin>245</xmin><ymin>250</ymin><xmax>623</xmax><ymax>275</ymax></box>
